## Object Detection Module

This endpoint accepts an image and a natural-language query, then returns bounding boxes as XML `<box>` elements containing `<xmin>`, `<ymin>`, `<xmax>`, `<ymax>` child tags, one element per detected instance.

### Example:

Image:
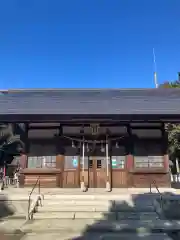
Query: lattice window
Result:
<box><xmin>134</xmin><ymin>141</ymin><xmax>164</xmax><ymax>168</ymax></box>
<box><xmin>28</xmin><ymin>156</ymin><xmax>56</xmax><ymax>168</ymax></box>
<box><xmin>111</xmin><ymin>156</ymin><xmax>125</xmax><ymax>169</ymax></box>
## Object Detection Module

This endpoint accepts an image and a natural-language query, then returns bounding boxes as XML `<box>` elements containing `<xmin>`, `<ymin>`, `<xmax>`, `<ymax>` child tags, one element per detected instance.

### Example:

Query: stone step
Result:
<box><xmin>0</xmin><ymin>219</ymin><xmax>26</xmax><ymax>233</ymax></box>
<box><xmin>21</xmin><ymin>219</ymin><xmax>180</xmax><ymax>233</ymax></box>
<box><xmin>43</xmin><ymin>198</ymin><xmax>154</xmax><ymax>205</ymax></box>
<box><xmin>43</xmin><ymin>200</ymin><xmax>113</xmax><ymax>206</ymax></box>
<box><xmin>117</xmin><ymin>212</ymin><xmax>159</xmax><ymax>220</ymax></box>
<box><xmin>19</xmin><ymin>232</ymin><xmax>172</xmax><ymax>240</ymax></box>
<box><xmin>34</xmin><ymin>211</ymin><xmax>112</xmax><ymax>220</ymax></box>
<box><xmin>38</xmin><ymin>204</ymin><xmax>155</xmax><ymax>213</ymax></box>
<box><xmin>39</xmin><ymin>205</ymin><xmax>110</xmax><ymax>212</ymax></box>
<box><xmin>44</xmin><ymin>194</ymin><xmax>134</xmax><ymax>201</ymax></box>
<box><xmin>41</xmin><ymin>202</ymin><xmax>155</xmax><ymax>212</ymax></box>
<box><xmin>34</xmin><ymin>211</ymin><xmax>159</xmax><ymax>220</ymax></box>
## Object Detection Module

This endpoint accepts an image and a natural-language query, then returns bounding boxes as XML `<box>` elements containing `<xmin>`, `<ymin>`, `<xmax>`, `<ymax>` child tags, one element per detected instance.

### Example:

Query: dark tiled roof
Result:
<box><xmin>0</xmin><ymin>88</ymin><xmax>180</xmax><ymax>115</ymax></box>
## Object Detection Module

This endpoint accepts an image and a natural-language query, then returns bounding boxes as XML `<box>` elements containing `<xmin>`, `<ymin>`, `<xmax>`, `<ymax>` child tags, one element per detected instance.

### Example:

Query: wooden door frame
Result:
<box><xmin>88</xmin><ymin>156</ymin><xmax>108</xmax><ymax>188</ymax></box>
<box><xmin>88</xmin><ymin>156</ymin><xmax>96</xmax><ymax>188</ymax></box>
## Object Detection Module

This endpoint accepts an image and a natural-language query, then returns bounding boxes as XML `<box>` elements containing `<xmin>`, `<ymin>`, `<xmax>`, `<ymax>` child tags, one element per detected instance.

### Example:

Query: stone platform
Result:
<box><xmin>0</xmin><ymin>187</ymin><xmax>180</xmax><ymax>239</ymax></box>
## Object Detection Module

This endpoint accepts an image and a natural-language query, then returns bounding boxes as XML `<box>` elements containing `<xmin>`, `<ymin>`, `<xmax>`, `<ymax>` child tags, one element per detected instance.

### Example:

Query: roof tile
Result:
<box><xmin>0</xmin><ymin>89</ymin><xmax>180</xmax><ymax>115</ymax></box>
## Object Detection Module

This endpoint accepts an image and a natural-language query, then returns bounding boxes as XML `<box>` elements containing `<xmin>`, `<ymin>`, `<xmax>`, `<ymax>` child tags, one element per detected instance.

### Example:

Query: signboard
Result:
<box><xmin>112</xmin><ymin>158</ymin><xmax>117</xmax><ymax>168</ymax></box>
<box><xmin>72</xmin><ymin>157</ymin><xmax>78</xmax><ymax>167</ymax></box>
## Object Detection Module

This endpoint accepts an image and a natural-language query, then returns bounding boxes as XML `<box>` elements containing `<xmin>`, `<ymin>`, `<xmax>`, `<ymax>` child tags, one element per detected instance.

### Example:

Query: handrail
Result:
<box><xmin>149</xmin><ymin>179</ymin><xmax>163</xmax><ymax>210</ymax></box>
<box><xmin>27</xmin><ymin>176</ymin><xmax>40</xmax><ymax>219</ymax></box>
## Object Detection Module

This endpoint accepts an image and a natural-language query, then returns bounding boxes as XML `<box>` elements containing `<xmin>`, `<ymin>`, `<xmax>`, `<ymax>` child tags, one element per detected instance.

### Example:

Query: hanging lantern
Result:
<box><xmin>78</xmin><ymin>141</ymin><xmax>82</xmax><ymax>149</ymax></box>
<box><xmin>101</xmin><ymin>141</ymin><xmax>105</xmax><ymax>152</ymax></box>
<box><xmin>72</xmin><ymin>141</ymin><xmax>75</xmax><ymax>148</ymax></box>
<box><xmin>86</xmin><ymin>143</ymin><xmax>89</xmax><ymax>152</ymax></box>
<box><xmin>115</xmin><ymin>142</ymin><xmax>119</xmax><ymax>148</ymax></box>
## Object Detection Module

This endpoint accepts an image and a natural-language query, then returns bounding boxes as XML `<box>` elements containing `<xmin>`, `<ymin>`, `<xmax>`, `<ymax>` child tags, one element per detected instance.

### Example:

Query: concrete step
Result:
<box><xmin>38</xmin><ymin>205</ymin><xmax>111</xmax><ymax>212</ymax></box>
<box><xmin>117</xmin><ymin>212</ymin><xmax>159</xmax><ymax>220</ymax></box>
<box><xmin>34</xmin><ymin>211</ymin><xmax>112</xmax><ymax>220</ymax></box>
<box><xmin>38</xmin><ymin>203</ymin><xmax>155</xmax><ymax>212</ymax></box>
<box><xmin>43</xmin><ymin>198</ymin><xmax>154</xmax><ymax>205</ymax></box>
<box><xmin>34</xmin><ymin>211</ymin><xmax>159</xmax><ymax>220</ymax></box>
<box><xmin>44</xmin><ymin>192</ymin><xmax>156</xmax><ymax>201</ymax></box>
<box><xmin>43</xmin><ymin>199</ymin><xmax>113</xmax><ymax>206</ymax></box>
<box><xmin>21</xmin><ymin>219</ymin><xmax>180</xmax><ymax>233</ymax></box>
<box><xmin>0</xmin><ymin>219</ymin><xmax>26</xmax><ymax>233</ymax></box>
<box><xmin>19</xmin><ymin>232</ymin><xmax>172</xmax><ymax>240</ymax></box>
<box><xmin>39</xmin><ymin>202</ymin><xmax>155</xmax><ymax>212</ymax></box>
<box><xmin>0</xmin><ymin>200</ymin><xmax>28</xmax><ymax>219</ymax></box>
<box><xmin>44</xmin><ymin>194</ymin><xmax>134</xmax><ymax>201</ymax></box>
<box><xmin>40</xmin><ymin>204</ymin><xmax>155</xmax><ymax>212</ymax></box>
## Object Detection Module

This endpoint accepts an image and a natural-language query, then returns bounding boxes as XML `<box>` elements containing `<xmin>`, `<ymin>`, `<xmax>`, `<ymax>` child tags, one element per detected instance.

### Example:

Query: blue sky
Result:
<box><xmin>0</xmin><ymin>0</ymin><xmax>180</xmax><ymax>89</ymax></box>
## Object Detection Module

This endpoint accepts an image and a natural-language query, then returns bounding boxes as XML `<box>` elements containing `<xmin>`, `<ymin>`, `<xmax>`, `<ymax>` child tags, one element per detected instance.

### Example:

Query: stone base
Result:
<box><xmin>80</xmin><ymin>182</ymin><xmax>87</xmax><ymax>192</ymax></box>
<box><xmin>105</xmin><ymin>181</ymin><xmax>111</xmax><ymax>192</ymax></box>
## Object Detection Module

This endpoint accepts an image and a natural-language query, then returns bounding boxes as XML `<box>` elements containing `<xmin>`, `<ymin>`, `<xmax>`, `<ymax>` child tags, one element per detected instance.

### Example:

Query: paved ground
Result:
<box><xmin>0</xmin><ymin>187</ymin><xmax>180</xmax><ymax>239</ymax></box>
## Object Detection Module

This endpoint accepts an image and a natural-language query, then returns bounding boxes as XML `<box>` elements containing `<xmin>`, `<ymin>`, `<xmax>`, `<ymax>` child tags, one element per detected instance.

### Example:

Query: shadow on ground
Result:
<box><xmin>0</xmin><ymin>195</ymin><xmax>25</xmax><ymax>240</ymax></box>
<box><xmin>0</xmin><ymin>195</ymin><xmax>15</xmax><ymax>219</ymax></box>
<box><xmin>1</xmin><ymin>191</ymin><xmax>180</xmax><ymax>239</ymax></box>
<box><xmin>71</xmin><ymin>191</ymin><xmax>180</xmax><ymax>240</ymax></box>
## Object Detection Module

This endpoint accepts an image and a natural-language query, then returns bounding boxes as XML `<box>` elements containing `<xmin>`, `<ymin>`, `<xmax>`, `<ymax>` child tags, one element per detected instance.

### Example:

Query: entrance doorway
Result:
<box><xmin>88</xmin><ymin>156</ymin><xmax>106</xmax><ymax>188</ymax></box>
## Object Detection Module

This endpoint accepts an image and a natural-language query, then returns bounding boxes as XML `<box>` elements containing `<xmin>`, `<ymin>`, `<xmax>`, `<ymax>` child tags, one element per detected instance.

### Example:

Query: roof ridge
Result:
<box><xmin>5</xmin><ymin>88</ymin><xmax>180</xmax><ymax>92</ymax></box>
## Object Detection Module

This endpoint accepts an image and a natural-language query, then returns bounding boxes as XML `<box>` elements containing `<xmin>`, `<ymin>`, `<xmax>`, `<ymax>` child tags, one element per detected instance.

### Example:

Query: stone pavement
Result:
<box><xmin>19</xmin><ymin>232</ymin><xmax>172</xmax><ymax>240</ymax></box>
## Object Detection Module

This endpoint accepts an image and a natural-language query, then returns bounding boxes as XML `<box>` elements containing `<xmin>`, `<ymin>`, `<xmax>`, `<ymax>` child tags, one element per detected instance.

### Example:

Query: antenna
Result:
<box><xmin>153</xmin><ymin>48</ymin><xmax>158</xmax><ymax>88</ymax></box>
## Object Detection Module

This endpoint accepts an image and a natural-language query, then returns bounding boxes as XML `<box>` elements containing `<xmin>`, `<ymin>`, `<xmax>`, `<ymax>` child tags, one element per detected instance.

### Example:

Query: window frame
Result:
<box><xmin>133</xmin><ymin>138</ymin><xmax>165</xmax><ymax>170</ymax></box>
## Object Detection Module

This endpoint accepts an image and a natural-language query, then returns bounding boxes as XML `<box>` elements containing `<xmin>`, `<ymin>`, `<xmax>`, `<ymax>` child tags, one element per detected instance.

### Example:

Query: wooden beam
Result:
<box><xmin>1</xmin><ymin>113</ymin><xmax>180</xmax><ymax>123</ymax></box>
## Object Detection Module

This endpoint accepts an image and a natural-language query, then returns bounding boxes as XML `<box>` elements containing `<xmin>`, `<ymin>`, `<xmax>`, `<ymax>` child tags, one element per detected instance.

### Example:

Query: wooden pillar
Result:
<box><xmin>126</xmin><ymin>124</ymin><xmax>134</xmax><ymax>170</ymax></box>
<box><xmin>77</xmin><ymin>155</ymin><xmax>81</xmax><ymax>187</ymax></box>
<box><xmin>109</xmin><ymin>146</ymin><xmax>112</xmax><ymax>189</ymax></box>
<box><xmin>126</xmin><ymin>124</ymin><xmax>134</xmax><ymax>187</ymax></box>
<box><xmin>161</xmin><ymin>123</ymin><xmax>171</xmax><ymax>187</ymax></box>
<box><xmin>105</xmin><ymin>132</ymin><xmax>111</xmax><ymax>191</ymax></box>
<box><xmin>19</xmin><ymin>123</ymin><xmax>29</xmax><ymax>187</ymax></box>
<box><xmin>161</xmin><ymin>123</ymin><xmax>169</xmax><ymax>172</ymax></box>
<box><xmin>56</xmin><ymin>154</ymin><xmax>65</xmax><ymax>187</ymax></box>
<box><xmin>56</xmin><ymin>125</ymin><xmax>65</xmax><ymax>187</ymax></box>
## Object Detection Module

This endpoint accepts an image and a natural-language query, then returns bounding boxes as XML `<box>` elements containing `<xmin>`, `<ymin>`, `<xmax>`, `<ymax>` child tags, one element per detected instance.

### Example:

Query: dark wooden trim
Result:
<box><xmin>161</xmin><ymin>123</ymin><xmax>169</xmax><ymax>173</ymax></box>
<box><xmin>131</xmin><ymin>126</ymin><xmax>162</xmax><ymax>130</ymax></box>
<box><xmin>1</xmin><ymin>113</ymin><xmax>180</xmax><ymax>123</ymax></box>
<box><xmin>127</xmin><ymin>124</ymin><xmax>133</xmax><ymax>155</ymax></box>
<box><xmin>28</xmin><ymin>135</ymin><xmax>128</xmax><ymax>141</ymax></box>
<box><xmin>161</xmin><ymin>123</ymin><xmax>168</xmax><ymax>155</ymax></box>
<box><xmin>29</xmin><ymin>126</ymin><xmax>60</xmax><ymax>130</ymax></box>
<box><xmin>28</xmin><ymin>138</ymin><xmax>57</xmax><ymax>144</ymax></box>
<box><xmin>27</xmin><ymin>125</ymin><xmax>163</xmax><ymax>130</ymax></box>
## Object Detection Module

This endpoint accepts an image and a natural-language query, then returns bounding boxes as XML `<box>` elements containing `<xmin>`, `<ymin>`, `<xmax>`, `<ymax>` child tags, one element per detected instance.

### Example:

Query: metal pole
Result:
<box><xmin>105</xmin><ymin>134</ymin><xmax>111</xmax><ymax>191</ymax></box>
<box><xmin>81</xmin><ymin>138</ymin><xmax>86</xmax><ymax>191</ymax></box>
<box><xmin>106</xmin><ymin>138</ymin><xmax>109</xmax><ymax>178</ymax></box>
